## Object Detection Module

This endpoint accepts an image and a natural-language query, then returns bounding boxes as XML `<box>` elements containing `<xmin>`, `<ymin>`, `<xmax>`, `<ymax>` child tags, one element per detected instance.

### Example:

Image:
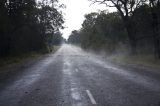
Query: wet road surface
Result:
<box><xmin>0</xmin><ymin>44</ymin><xmax>160</xmax><ymax>106</ymax></box>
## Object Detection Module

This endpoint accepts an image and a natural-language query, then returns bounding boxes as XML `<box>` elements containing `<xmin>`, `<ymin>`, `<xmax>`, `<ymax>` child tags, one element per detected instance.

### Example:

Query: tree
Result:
<box><xmin>148</xmin><ymin>0</ymin><xmax>160</xmax><ymax>58</ymax></box>
<box><xmin>37</xmin><ymin>4</ymin><xmax>64</xmax><ymax>43</ymax></box>
<box><xmin>89</xmin><ymin>0</ymin><xmax>147</xmax><ymax>54</ymax></box>
<box><xmin>68</xmin><ymin>30</ymin><xmax>81</xmax><ymax>44</ymax></box>
<box><xmin>70</xmin><ymin>12</ymin><xmax>127</xmax><ymax>53</ymax></box>
<box><xmin>51</xmin><ymin>32</ymin><xmax>64</xmax><ymax>45</ymax></box>
<box><xmin>0</xmin><ymin>0</ymin><xmax>64</xmax><ymax>56</ymax></box>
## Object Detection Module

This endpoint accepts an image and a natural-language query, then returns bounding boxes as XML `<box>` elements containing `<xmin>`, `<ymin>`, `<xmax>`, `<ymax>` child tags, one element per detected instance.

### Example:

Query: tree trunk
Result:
<box><xmin>152</xmin><ymin>9</ymin><xmax>160</xmax><ymax>59</ymax></box>
<box><xmin>124</xmin><ymin>19</ymin><xmax>137</xmax><ymax>55</ymax></box>
<box><xmin>153</xmin><ymin>37</ymin><xmax>160</xmax><ymax>59</ymax></box>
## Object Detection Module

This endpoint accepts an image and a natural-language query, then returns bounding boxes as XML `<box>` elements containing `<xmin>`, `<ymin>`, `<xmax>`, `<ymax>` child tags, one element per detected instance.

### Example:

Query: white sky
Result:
<box><xmin>59</xmin><ymin>0</ymin><xmax>116</xmax><ymax>39</ymax></box>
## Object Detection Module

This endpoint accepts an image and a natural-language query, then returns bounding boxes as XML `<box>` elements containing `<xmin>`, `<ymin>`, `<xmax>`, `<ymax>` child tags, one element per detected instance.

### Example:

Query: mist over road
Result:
<box><xmin>0</xmin><ymin>44</ymin><xmax>160</xmax><ymax>106</ymax></box>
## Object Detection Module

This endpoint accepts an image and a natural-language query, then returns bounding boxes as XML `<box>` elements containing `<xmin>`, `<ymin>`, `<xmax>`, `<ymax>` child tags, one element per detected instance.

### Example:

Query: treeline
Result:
<box><xmin>68</xmin><ymin>0</ymin><xmax>160</xmax><ymax>58</ymax></box>
<box><xmin>68</xmin><ymin>12</ymin><xmax>127</xmax><ymax>53</ymax></box>
<box><xmin>0</xmin><ymin>0</ymin><xmax>64</xmax><ymax>57</ymax></box>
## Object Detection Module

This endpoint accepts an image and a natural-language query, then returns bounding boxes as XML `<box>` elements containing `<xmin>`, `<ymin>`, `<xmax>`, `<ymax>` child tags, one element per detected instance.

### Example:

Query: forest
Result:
<box><xmin>68</xmin><ymin>0</ymin><xmax>160</xmax><ymax>60</ymax></box>
<box><xmin>0</xmin><ymin>0</ymin><xmax>64</xmax><ymax>57</ymax></box>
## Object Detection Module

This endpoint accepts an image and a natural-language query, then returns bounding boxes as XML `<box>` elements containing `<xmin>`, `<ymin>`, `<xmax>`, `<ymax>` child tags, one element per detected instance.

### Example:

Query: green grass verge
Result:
<box><xmin>47</xmin><ymin>45</ymin><xmax>61</xmax><ymax>53</ymax></box>
<box><xmin>0</xmin><ymin>45</ymin><xmax>61</xmax><ymax>67</ymax></box>
<box><xmin>108</xmin><ymin>55</ymin><xmax>160</xmax><ymax>69</ymax></box>
<box><xmin>0</xmin><ymin>52</ymin><xmax>40</xmax><ymax>67</ymax></box>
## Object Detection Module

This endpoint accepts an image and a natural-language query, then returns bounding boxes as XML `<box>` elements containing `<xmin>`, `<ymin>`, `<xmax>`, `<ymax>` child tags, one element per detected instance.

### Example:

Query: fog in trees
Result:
<box><xmin>68</xmin><ymin>0</ymin><xmax>160</xmax><ymax>59</ymax></box>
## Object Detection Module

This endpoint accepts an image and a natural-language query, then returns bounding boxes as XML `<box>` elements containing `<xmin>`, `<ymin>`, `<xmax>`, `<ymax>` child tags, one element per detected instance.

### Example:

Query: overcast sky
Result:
<box><xmin>59</xmin><ymin>0</ymin><xmax>116</xmax><ymax>39</ymax></box>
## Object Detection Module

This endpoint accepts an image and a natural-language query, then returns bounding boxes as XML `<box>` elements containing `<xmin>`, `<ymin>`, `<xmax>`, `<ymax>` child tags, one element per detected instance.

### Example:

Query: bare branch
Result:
<box><xmin>89</xmin><ymin>0</ymin><xmax>147</xmax><ymax>19</ymax></box>
<box><xmin>89</xmin><ymin>0</ymin><xmax>114</xmax><ymax>7</ymax></box>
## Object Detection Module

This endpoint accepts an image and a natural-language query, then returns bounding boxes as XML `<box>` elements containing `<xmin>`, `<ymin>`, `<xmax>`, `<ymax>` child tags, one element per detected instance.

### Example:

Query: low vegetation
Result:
<box><xmin>0</xmin><ymin>45</ymin><xmax>61</xmax><ymax>67</ymax></box>
<box><xmin>108</xmin><ymin>55</ymin><xmax>160</xmax><ymax>69</ymax></box>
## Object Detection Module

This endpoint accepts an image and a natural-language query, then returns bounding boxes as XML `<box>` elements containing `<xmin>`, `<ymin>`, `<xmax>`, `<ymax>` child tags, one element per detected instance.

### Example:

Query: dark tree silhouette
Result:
<box><xmin>148</xmin><ymin>0</ymin><xmax>160</xmax><ymax>58</ymax></box>
<box><xmin>0</xmin><ymin>0</ymin><xmax>64</xmax><ymax>56</ymax></box>
<box><xmin>89</xmin><ymin>0</ymin><xmax>147</xmax><ymax>54</ymax></box>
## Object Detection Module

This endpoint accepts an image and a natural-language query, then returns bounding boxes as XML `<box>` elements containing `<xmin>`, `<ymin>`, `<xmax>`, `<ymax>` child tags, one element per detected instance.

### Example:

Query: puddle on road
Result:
<box><xmin>71</xmin><ymin>88</ymin><xmax>81</xmax><ymax>100</ymax></box>
<box><xmin>73</xmin><ymin>102</ymin><xmax>83</xmax><ymax>106</ymax></box>
<box><xmin>70</xmin><ymin>87</ymin><xmax>84</xmax><ymax>106</ymax></box>
<box><xmin>63</xmin><ymin>56</ymin><xmax>85</xmax><ymax>106</ymax></box>
<box><xmin>63</xmin><ymin>61</ymin><xmax>72</xmax><ymax>75</ymax></box>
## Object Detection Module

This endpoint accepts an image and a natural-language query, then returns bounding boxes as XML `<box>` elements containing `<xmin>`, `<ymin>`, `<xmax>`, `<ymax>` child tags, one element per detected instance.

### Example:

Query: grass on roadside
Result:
<box><xmin>0</xmin><ymin>52</ymin><xmax>41</xmax><ymax>67</ymax></box>
<box><xmin>0</xmin><ymin>45</ymin><xmax>61</xmax><ymax>67</ymax></box>
<box><xmin>108</xmin><ymin>54</ymin><xmax>160</xmax><ymax>69</ymax></box>
<box><xmin>47</xmin><ymin>45</ymin><xmax>61</xmax><ymax>53</ymax></box>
